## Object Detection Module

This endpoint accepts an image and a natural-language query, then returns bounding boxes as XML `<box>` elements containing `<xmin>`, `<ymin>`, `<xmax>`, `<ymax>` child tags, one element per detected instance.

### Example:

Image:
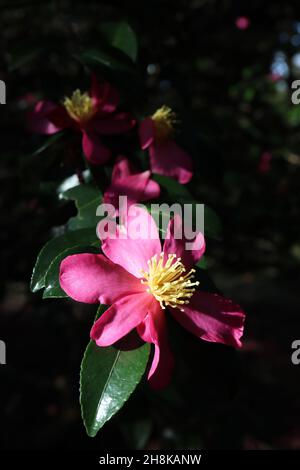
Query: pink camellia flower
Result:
<box><xmin>27</xmin><ymin>76</ymin><xmax>135</xmax><ymax>165</ymax></box>
<box><xmin>258</xmin><ymin>151</ymin><xmax>272</xmax><ymax>174</ymax></box>
<box><xmin>60</xmin><ymin>206</ymin><xmax>245</xmax><ymax>389</ymax></box>
<box><xmin>139</xmin><ymin>106</ymin><xmax>193</xmax><ymax>184</ymax></box>
<box><xmin>103</xmin><ymin>156</ymin><xmax>160</xmax><ymax>212</ymax></box>
<box><xmin>235</xmin><ymin>16</ymin><xmax>250</xmax><ymax>30</ymax></box>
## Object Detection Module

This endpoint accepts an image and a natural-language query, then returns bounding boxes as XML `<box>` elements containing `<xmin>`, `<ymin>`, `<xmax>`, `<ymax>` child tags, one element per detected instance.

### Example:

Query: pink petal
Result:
<box><xmin>27</xmin><ymin>101</ymin><xmax>62</xmax><ymax>135</ymax></box>
<box><xmin>137</xmin><ymin>300</ymin><xmax>174</xmax><ymax>389</ymax></box>
<box><xmin>103</xmin><ymin>166</ymin><xmax>160</xmax><ymax>214</ymax></box>
<box><xmin>91</xmin><ymin>78</ymin><xmax>119</xmax><ymax>113</ymax></box>
<box><xmin>171</xmin><ymin>291</ymin><xmax>245</xmax><ymax>348</ymax></box>
<box><xmin>149</xmin><ymin>140</ymin><xmax>193</xmax><ymax>184</ymax></box>
<box><xmin>47</xmin><ymin>105</ymin><xmax>74</xmax><ymax>129</ymax></box>
<box><xmin>92</xmin><ymin>112</ymin><xmax>135</xmax><ymax>135</ymax></box>
<box><xmin>103</xmin><ymin>173</ymin><xmax>145</xmax><ymax>209</ymax></box>
<box><xmin>105</xmin><ymin>171</ymin><xmax>155</xmax><ymax>204</ymax></box>
<box><xmin>91</xmin><ymin>292</ymin><xmax>153</xmax><ymax>346</ymax></box>
<box><xmin>82</xmin><ymin>131</ymin><xmax>111</xmax><ymax>165</ymax></box>
<box><xmin>110</xmin><ymin>157</ymin><xmax>160</xmax><ymax>200</ymax></box>
<box><xmin>101</xmin><ymin>205</ymin><xmax>161</xmax><ymax>278</ymax></box>
<box><xmin>112</xmin><ymin>156</ymin><xmax>133</xmax><ymax>181</ymax></box>
<box><xmin>59</xmin><ymin>253</ymin><xmax>145</xmax><ymax>304</ymax></box>
<box><xmin>144</xmin><ymin>177</ymin><xmax>161</xmax><ymax>201</ymax></box>
<box><xmin>139</xmin><ymin>118</ymin><xmax>155</xmax><ymax>149</ymax></box>
<box><xmin>163</xmin><ymin>214</ymin><xmax>205</xmax><ymax>269</ymax></box>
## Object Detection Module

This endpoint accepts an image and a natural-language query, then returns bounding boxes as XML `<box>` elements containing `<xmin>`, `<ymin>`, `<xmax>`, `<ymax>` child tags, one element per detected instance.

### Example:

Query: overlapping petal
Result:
<box><xmin>92</xmin><ymin>113</ymin><xmax>135</xmax><ymax>135</ymax></box>
<box><xmin>139</xmin><ymin>118</ymin><xmax>155</xmax><ymax>149</ymax></box>
<box><xmin>101</xmin><ymin>205</ymin><xmax>161</xmax><ymax>278</ymax></box>
<box><xmin>91</xmin><ymin>292</ymin><xmax>153</xmax><ymax>346</ymax></box>
<box><xmin>163</xmin><ymin>214</ymin><xmax>205</xmax><ymax>269</ymax></box>
<box><xmin>91</xmin><ymin>77</ymin><xmax>119</xmax><ymax>113</ymax></box>
<box><xmin>103</xmin><ymin>157</ymin><xmax>160</xmax><ymax>209</ymax></box>
<box><xmin>60</xmin><ymin>253</ymin><xmax>145</xmax><ymax>304</ymax></box>
<box><xmin>27</xmin><ymin>101</ymin><xmax>62</xmax><ymax>135</ymax></box>
<box><xmin>82</xmin><ymin>131</ymin><xmax>111</xmax><ymax>164</ymax></box>
<box><xmin>137</xmin><ymin>300</ymin><xmax>174</xmax><ymax>389</ymax></box>
<box><xmin>149</xmin><ymin>140</ymin><xmax>193</xmax><ymax>184</ymax></box>
<box><xmin>171</xmin><ymin>291</ymin><xmax>245</xmax><ymax>348</ymax></box>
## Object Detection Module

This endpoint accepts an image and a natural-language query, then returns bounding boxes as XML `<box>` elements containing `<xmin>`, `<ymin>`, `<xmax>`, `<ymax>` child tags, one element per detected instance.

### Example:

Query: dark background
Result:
<box><xmin>1</xmin><ymin>0</ymin><xmax>300</xmax><ymax>450</ymax></box>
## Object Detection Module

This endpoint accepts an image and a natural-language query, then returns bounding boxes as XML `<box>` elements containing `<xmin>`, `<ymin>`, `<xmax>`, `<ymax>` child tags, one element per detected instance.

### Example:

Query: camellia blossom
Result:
<box><xmin>139</xmin><ymin>105</ymin><xmax>193</xmax><ymax>184</ymax></box>
<box><xmin>60</xmin><ymin>206</ymin><xmax>245</xmax><ymax>389</ymax></box>
<box><xmin>103</xmin><ymin>156</ymin><xmax>160</xmax><ymax>212</ymax></box>
<box><xmin>27</xmin><ymin>76</ymin><xmax>135</xmax><ymax>165</ymax></box>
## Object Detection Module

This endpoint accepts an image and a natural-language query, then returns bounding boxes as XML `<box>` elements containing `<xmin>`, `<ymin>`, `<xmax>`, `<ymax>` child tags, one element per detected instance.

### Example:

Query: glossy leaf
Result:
<box><xmin>42</xmin><ymin>244</ymin><xmax>99</xmax><ymax>299</ymax></box>
<box><xmin>80</xmin><ymin>306</ymin><xmax>150</xmax><ymax>437</ymax></box>
<box><xmin>61</xmin><ymin>183</ymin><xmax>103</xmax><ymax>230</ymax></box>
<box><xmin>153</xmin><ymin>174</ymin><xmax>192</xmax><ymax>202</ymax></box>
<box><xmin>57</xmin><ymin>170</ymin><xmax>92</xmax><ymax>194</ymax></box>
<box><xmin>30</xmin><ymin>228</ymin><xmax>99</xmax><ymax>293</ymax></box>
<box><xmin>100</xmin><ymin>21</ymin><xmax>138</xmax><ymax>62</ymax></box>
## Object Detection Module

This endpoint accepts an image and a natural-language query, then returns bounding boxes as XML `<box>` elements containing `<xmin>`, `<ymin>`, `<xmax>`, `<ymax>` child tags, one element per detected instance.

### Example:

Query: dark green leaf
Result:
<box><xmin>99</xmin><ymin>21</ymin><xmax>138</xmax><ymax>62</ymax></box>
<box><xmin>153</xmin><ymin>174</ymin><xmax>192</xmax><ymax>203</ymax></box>
<box><xmin>76</xmin><ymin>48</ymin><xmax>133</xmax><ymax>73</ymax></box>
<box><xmin>196</xmin><ymin>255</ymin><xmax>207</xmax><ymax>270</ymax></box>
<box><xmin>42</xmin><ymin>244</ymin><xmax>99</xmax><ymax>299</ymax></box>
<box><xmin>151</xmin><ymin>175</ymin><xmax>222</xmax><ymax>239</ymax></box>
<box><xmin>148</xmin><ymin>200</ymin><xmax>222</xmax><ymax>240</ymax></box>
<box><xmin>80</xmin><ymin>306</ymin><xmax>150</xmax><ymax>437</ymax></box>
<box><xmin>204</xmin><ymin>205</ymin><xmax>222</xmax><ymax>240</ymax></box>
<box><xmin>31</xmin><ymin>228</ymin><xmax>99</xmax><ymax>293</ymax></box>
<box><xmin>32</xmin><ymin>132</ymin><xmax>65</xmax><ymax>156</ymax></box>
<box><xmin>61</xmin><ymin>183</ymin><xmax>103</xmax><ymax>230</ymax></box>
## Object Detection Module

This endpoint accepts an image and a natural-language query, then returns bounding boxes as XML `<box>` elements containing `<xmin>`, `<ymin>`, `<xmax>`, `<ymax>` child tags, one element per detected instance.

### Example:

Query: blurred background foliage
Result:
<box><xmin>1</xmin><ymin>0</ymin><xmax>300</xmax><ymax>450</ymax></box>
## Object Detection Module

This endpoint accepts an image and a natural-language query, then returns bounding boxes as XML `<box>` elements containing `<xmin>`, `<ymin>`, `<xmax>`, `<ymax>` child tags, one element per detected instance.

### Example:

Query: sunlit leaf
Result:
<box><xmin>80</xmin><ymin>306</ymin><xmax>150</xmax><ymax>437</ymax></box>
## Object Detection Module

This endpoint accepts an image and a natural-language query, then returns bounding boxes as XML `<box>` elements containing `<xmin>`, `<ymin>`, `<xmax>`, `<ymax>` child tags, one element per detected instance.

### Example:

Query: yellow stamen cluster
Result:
<box><xmin>141</xmin><ymin>252</ymin><xmax>199</xmax><ymax>310</ymax></box>
<box><xmin>151</xmin><ymin>105</ymin><xmax>177</xmax><ymax>143</ymax></box>
<box><xmin>63</xmin><ymin>89</ymin><xmax>95</xmax><ymax>123</ymax></box>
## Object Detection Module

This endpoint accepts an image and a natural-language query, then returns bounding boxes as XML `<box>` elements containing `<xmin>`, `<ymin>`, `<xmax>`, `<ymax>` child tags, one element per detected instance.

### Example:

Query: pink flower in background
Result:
<box><xmin>268</xmin><ymin>72</ymin><xmax>281</xmax><ymax>83</ymax></box>
<box><xmin>60</xmin><ymin>206</ymin><xmax>245</xmax><ymax>389</ymax></box>
<box><xmin>27</xmin><ymin>75</ymin><xmax>135</xmax><ymax>165</ymax></box>
<box><xmin>258</xmin><ymin>151</ymin><xmax>272</xmax><ymax>174</ymax></box>
<box><xmin>139</xmin><ymin>105</ymin><xmax>193</xmax><ymax>184</ymax></box>
<box><xmin>235</xmin><ymin>16</ymin><xmax>250</xmax><ymax>30</ymax></box>
<box><xmin>103</xmin><ymin>156</ymin><xmax>160</xmax><ymax>212</ymax></box>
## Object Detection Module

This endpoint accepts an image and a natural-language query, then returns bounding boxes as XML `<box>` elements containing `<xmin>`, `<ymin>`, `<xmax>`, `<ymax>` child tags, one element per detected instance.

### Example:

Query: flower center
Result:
<box><xmin>63</xmin><ymin>90</ymin><xmax>95</xmax><ymax>123</ymax></box>
<box><xmin>151</xmin><ymin>105</ymin><xmax>177</xmax><ymax>143</ymax></box>
<box><xmin>141</xmin><ymin>252</ymin><xmax>199</xmax><ymax>310</ymax></box>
